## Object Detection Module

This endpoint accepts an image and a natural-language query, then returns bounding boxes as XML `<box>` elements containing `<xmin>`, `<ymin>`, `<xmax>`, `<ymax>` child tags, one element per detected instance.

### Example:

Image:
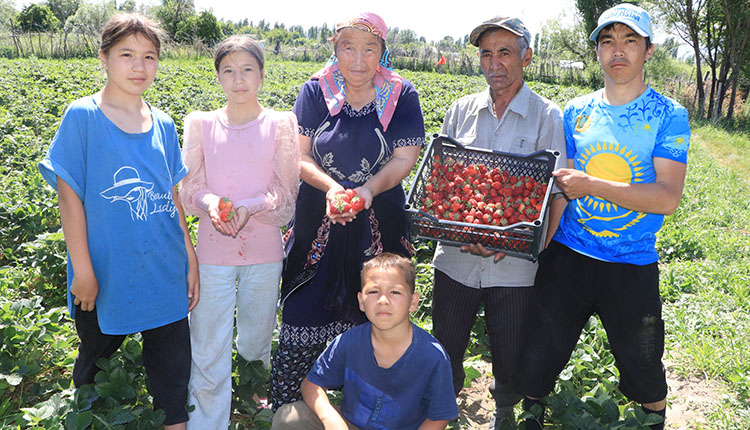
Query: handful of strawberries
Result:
<box><xmin>420</xmin><ymin>155</ymin><xmax>548</xmax><ymax>226</ymax></box>
<box><xmin>329</xmin><ymin>189</ymin><xmax>365</xmax><ymax>215</ymax></box>
<box><xmin>218</xmin><ymin>197</ymin><xmax>235</xmax><ymax>222</ymax></box>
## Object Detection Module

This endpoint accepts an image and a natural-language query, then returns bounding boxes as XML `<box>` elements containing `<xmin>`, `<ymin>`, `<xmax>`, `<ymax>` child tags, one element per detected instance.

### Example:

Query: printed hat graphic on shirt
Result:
<box><xmin>100</xmin><ymin>166</ymin><xmax>154</xmax><ymax>199</ymax></box>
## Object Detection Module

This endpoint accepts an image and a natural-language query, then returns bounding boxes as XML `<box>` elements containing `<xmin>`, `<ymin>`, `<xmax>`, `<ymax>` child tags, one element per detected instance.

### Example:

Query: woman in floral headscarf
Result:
<box><xmin>270</xmin><ymin>12</ymin><xmax>426</xmax><ymax>408</ymax></box>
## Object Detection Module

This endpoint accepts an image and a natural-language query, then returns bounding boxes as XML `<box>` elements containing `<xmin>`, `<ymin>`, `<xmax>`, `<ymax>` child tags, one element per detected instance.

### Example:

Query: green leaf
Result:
<box><xmin>462</xmin><ymin>365</ymin><xmax>481</xmax><ymax>388</ymax></box>
<box><xmin>65</xmin><ymin>410</ymin><xmax>93</xmax><ymax>429</ymax></box>
<box><xmin>73</xmin><ymin>384</ymin><xmax>99</xmax><ymax>411</ymax></box>
<box><xmin>0</xmin><ymin>372</ymin><xmax>23</xmax><ymax>386</ymax></box>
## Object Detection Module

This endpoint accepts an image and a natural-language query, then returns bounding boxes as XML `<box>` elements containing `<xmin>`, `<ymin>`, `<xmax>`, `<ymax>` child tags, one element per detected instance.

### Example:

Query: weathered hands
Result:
<box><xmin>460</xmin><ymin>242</ymin><xmax>507</xmax><ymax>262</ymax></box>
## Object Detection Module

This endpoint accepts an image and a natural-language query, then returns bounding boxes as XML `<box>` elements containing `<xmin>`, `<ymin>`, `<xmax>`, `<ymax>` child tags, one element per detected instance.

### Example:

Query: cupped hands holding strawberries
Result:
<box><xmin>209</xmin><ymin>196</ymin><xmax>251</xmax><ymax>237</ymax></box>
<box><xmin>325</xmin><ymin>186</ymin><xmax>371</xmax><ymax>225</ymax></box>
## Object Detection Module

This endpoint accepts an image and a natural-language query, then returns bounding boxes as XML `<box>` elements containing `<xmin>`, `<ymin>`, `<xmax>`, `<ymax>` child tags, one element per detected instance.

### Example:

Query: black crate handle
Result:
<box><xmin>431</xmin><ymin>133</ymin><xmax>559</xmax><ymax>165</ymax></box>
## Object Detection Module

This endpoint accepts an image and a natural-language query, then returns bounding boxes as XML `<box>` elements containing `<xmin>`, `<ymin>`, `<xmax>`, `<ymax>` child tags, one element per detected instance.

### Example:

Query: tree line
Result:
<box><xmin>1</xmin><ymin>0</ymin><xmax>748</xmax><ymax>124</ymax></box>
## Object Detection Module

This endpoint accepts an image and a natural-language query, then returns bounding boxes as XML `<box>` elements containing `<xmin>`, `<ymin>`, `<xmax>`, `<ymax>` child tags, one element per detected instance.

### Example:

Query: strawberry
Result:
<box><xmin>219</xmin><ymin>197</ymin><xmax>233</xmax><ymax>211</ymax></box>
<box><xmin>350</xmin><ymin>194</ymin><xmax>365</xmax><ymax>212</ymax></box>
<box><xmin>219</xmin><ymin>208</ymin><xmax>235</xmax><ymax>222</ymax></box>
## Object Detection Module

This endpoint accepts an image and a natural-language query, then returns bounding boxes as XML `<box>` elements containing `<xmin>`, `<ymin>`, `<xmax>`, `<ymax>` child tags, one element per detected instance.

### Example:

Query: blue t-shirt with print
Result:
<box><xmin>553</xmin><ymin>87</ymin><xmax>690</xmax><ymax>265</ymax></box>
<box><xmin>38</xmin><ymin>96</ymin><xmax>189</xmax><ymax>335</ymax></box>
<box><xmin>307</xmin><ymin>322</ymin><xmax>458</xmax><ymax>430</ymax></box>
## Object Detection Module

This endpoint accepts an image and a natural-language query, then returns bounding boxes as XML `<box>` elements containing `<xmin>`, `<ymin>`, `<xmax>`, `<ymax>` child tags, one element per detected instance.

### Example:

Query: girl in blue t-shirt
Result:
<box><xmin>38</xmin><ymin>14</ymin><xmax>199</xmax><ymax>429</ymax></box>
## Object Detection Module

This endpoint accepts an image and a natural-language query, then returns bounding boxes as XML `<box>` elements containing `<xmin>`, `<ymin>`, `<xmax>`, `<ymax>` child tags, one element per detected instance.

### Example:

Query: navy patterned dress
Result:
<box><xmin>270</xmin><ymin>78</ymin><xmax>425</xmax><ymax>408</ymax></box>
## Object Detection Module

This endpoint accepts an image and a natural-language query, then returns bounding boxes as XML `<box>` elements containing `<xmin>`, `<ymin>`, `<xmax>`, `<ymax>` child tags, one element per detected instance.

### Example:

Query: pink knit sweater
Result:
<box><xmin>179</xmin><ymin>109</ymin><xmax>300</xmax><ymax>266</ymax></box>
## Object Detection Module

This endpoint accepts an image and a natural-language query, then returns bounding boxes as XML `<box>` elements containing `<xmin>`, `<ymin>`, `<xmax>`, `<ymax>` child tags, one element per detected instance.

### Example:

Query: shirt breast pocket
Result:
<box><xmin>509</xmin><ymin>135</ymin><xmax>537</xmax><ymax>154</ymax></box>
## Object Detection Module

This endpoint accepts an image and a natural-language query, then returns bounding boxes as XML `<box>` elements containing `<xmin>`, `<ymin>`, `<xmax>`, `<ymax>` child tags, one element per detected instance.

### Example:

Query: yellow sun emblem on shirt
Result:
<box><xmin>574</xmin><ymin>141</ymin><xmax>647</xmax><ymax>237</ymax></box>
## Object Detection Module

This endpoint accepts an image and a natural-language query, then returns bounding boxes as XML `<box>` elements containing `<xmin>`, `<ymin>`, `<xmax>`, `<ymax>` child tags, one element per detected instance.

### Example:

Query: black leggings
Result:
<box><xmin>73</xmin><ymin>307</ymin><xmax>191</xmax><ymax>425</ymax></box>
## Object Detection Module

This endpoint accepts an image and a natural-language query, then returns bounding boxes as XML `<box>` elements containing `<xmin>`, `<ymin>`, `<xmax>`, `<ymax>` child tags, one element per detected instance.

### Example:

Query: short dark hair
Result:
<box><xmin>99</xmin><ymin>13</ymin><xmax>162</xmax><ymax>57</ymax></box>
<box><xmin>213</xmin><ymin>35</ymin><xmax>265</xmax><ymax>72</ymax></box>
<box><xmin>361</xmin><ymin>252</ymin><xmax>416</xmax><ymax>294</ymax></box>
<box><xmin>596</xmin><ymin>23</ymin><xmax>652</xmax><ymax>49</ymax></box>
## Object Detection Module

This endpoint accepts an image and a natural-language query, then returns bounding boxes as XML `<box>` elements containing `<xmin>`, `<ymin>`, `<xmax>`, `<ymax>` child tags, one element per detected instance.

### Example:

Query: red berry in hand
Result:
<box><xmin>350</xmin><ymin>195</ymin><xmax>365</xmax><ymax>212</ymax></box>
<box><xmin>219</xmin><ymin>197</ymin><xmax>233</xmax><ymax>211</ymax></box>
<box><xmin>219</xmin><ymin>208</ymin><xmax>235</xmax><ymax>222</ymax></box>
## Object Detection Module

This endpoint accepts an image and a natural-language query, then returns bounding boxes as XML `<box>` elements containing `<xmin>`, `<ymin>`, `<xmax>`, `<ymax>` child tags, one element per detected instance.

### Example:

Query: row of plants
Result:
<box><xmin>1</xmin><ymin>58</ymin><xmax>748</xmax><ymax>428</ymax></box>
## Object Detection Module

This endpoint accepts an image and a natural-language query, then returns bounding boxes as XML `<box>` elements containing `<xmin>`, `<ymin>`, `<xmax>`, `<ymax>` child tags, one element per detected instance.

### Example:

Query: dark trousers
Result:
<box><xmin>432</xmin><ymin>270</ymin><xmax>533</xmax><ymax>407</ymax></box>
<box><xmin>73</xmin><ymin>307</ymin><xmax>191</xmax><ymax>425</ymax></box>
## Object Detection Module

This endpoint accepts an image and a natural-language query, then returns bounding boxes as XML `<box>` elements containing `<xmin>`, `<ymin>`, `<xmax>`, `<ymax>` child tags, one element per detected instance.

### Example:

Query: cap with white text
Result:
<box><xmin>589</xmin><ymin>3</ymin><xmax>653</xmax><ymax>42</ymax></box>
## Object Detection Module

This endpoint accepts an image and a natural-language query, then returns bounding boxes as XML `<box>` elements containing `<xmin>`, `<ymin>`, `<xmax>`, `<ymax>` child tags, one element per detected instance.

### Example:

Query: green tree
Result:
<box><xmin>653</xmin><ymin>0</ymin><xmax>709</xmax><ymax>118</ymax></box>
<box><xmin>154</xmin><ymin>0</ymin><xmax>195</xmax><ymax>39</ymax></box>
<box><xmin>46</xmin><ymin>0</ymin><xmax>81</xmax><ymax>25</ymax></box>
<box><xmin>265</xmin><ymin>26</ymin><xmax>290</xmax><ymax>44</ymax></box>
<box><xmin>195</xmin><ymin>10</ymin><xmax>223</xmax><ymax>46</ymax></box>
<box><xmin>576</xmin><ymin>0</ymin><xmax>622</xmax><ymax>50</ymax></box>
<box><xmin>0</xmin><ymin>0</ymin><xmax>18</xmax><ymax>32</ymax></box>
<box><xmin>17</xmin><ymin>3</ymin><xmax>60</xmax><ymax>32</ymax></box>
<box><xmin>539</xmin><ymin>15</ymin><xmax>591</xmax><ymax>64</ymax></box>
<box><xmin>174</xmin><ymin>13</ymin><xmax>197</xmax><ymax>43</ymax></box>
<box><xmin>65</xmin><ymin>0</ymin><xmax>114</xmax><ymax>32</ymax></box>
<box><xmin>220</xmin><ymin>20</ymin><xmax>235</xmax><ymax>37</ymax></box>
<box><xmin>118</xmin><ymin>0</ymin><xmax>136</xmax><ymax>12</ymax></box>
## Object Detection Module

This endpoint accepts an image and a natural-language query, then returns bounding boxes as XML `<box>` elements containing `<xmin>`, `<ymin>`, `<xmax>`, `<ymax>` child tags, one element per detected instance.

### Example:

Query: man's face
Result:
<box><xmin>595</xmin><ymin>23</ymin><xmax>654</xmax><ymax>86</ymax></box>
<box><xmin>478</xmin><ymin>28</ymin><xmax>532</xmax><ymax>94</ymax></box>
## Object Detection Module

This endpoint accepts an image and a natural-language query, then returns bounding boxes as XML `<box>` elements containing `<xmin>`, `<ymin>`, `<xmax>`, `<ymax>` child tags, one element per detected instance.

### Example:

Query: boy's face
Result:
<box><xmin>595</xmin><ymin>23</ymin><xmax>654</xmax><ymax>87</ymax></box>
<box><xmin>358</xmin><ymin>267</ymin><xmax>419</xmax><ymax>332</ymax></box>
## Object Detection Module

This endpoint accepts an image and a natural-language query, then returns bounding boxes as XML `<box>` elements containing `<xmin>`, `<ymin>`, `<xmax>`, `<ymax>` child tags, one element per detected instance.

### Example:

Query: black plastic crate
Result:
<box><xmin>405</xmin><ymin>134</ymin><xmax>560</xmax><ymax>261</ymax></box>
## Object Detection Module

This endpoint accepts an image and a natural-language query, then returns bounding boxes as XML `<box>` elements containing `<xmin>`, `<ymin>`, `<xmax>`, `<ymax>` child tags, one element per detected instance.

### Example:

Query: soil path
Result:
<box><xmin>456</xmin><ymin>357</ymin><xmax>724</xmax><ymax>429</ymax></box>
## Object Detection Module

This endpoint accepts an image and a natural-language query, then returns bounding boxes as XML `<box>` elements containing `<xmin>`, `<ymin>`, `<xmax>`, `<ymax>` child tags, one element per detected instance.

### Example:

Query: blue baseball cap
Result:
<box><xmin>589</xmin><ymin>3</ymin><xmax>653</xmax><ymax>42</ymax></box>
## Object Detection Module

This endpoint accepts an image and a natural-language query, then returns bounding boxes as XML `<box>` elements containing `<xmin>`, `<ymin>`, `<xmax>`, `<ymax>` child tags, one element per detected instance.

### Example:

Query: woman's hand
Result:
<box><xmin>326</xmin><ymin>184</ymin><xmax>357</xmax><ymax>225</ymax></box>
<box><xmin>209</xmin><ymin>202</ymin><xmax>250</xmax><ymax>237</ymax></box>
<box><xmin>353</xmin><ymin>185</ymin><xmax>374</xmax><ymax>210</ymax></box>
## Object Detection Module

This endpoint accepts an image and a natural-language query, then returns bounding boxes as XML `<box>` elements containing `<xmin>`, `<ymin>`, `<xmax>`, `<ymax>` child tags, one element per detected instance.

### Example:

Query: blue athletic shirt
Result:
<box><xmin>307</xmin><ymin>322</ymin><xmax>458</xmax><ymax>430</ymax></box>
<box><xmin>38</xmin><ymin>96</ymin><xmax>190</xmax><ymax>335</ymax></box>
<box><xmin>553</xmin><ymin>87</ymin><xmax>690</xmax><ymax>265</ymax></box>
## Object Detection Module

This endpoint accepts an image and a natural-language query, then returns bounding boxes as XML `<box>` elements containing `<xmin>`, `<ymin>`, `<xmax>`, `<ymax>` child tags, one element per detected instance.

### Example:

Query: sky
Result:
<box><xmin>189</xmin><ymin>0</ymin><xmax>579</xmax><ymax>43</ymax></box>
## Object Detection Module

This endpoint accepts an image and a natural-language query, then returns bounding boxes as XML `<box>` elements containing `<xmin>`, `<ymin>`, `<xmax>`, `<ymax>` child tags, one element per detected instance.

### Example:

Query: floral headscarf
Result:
<box><xmin>312</xmin><ymin>12</ymin><xmax>403</xmax><ymax>131</ymax></box>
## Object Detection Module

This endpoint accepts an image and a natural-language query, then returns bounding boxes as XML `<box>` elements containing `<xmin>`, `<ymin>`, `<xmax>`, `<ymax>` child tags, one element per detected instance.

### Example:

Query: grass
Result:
<box><xmin>690</xmin><ymin>121</ymin><xmax>750</xmax><ymax>184</ymax></box>
<box><xmin>657</xmin><ymin>125</ymin><xmax>750</xmax><ymax>427</ymax></box>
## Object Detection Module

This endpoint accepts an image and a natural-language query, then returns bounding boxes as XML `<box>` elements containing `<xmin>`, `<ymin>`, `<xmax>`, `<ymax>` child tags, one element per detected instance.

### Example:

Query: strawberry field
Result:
<box><xmin>1</xmin><ymin>58</ymin><xmax>749</xmax><ymax>429</ymax></box>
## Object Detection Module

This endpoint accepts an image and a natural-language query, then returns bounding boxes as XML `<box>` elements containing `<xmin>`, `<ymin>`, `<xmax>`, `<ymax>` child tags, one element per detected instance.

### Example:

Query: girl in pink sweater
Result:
<box><xmin>179</xmin><ymin>36</ymin><xmax>300</xmax><ymax>429</ymax></box>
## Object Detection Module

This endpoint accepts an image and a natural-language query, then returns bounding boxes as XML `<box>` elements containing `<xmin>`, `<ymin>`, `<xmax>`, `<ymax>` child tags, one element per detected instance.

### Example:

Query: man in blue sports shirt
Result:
<box><xmin>515</xmin><ymin>4</ymin><xmax>690</xmax><ymax>430</ymax></box>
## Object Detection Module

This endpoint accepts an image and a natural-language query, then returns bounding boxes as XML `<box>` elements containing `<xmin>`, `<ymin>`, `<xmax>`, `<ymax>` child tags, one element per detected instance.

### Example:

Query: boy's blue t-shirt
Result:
<box><xmin>38</xmin><ymin>96</ymin><xmax>189</xmax><ymax>335</ymax></box>
<box><xmin>554</xmin><ymin>87</ymin><xmax>690</xmax><ymax>265</ymax></box>
<box><xmin>307</xmin><ymin>322</ymin><xmax>458</xmax><ymax>430</ymax></box>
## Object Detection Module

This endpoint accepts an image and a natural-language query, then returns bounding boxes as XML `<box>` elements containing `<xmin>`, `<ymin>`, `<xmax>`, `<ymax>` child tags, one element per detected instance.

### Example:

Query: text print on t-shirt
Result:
<box><xmin>99</xmin><ymin>166</ymin><xmax>177</xmax><ymax>221</ymax></box>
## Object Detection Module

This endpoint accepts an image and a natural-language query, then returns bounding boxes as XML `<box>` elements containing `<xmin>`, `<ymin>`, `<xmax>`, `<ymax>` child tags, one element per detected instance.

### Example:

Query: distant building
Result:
<box><xmin>559</xmin><ymin>60</ymin><xmax>585</xmax><ymax>70</ymax></box>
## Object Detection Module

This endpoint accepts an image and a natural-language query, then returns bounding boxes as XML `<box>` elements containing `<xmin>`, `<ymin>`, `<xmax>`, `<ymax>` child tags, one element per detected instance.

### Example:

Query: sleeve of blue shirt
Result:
<box><xmin>387</xmin><ymin>80</ymin><xmax>426</xmax><ymax>143</ymax></box>
<box><xmin>653</xmin><ymin>104</ymin><xmax>690</xmax><ymax>164</ymax></box>
<box><xmin>292</xmin><ymin>80</ymin><xmax>329</xmax><ymax>133</ymax></box>
<box><xmin>159</xmin><ymin>112</ymin><xmax>188</xmax><ymax>186</ymax></box>
<box><xmin>306</xmin><ymin>334</ymin><xmax>347</xmax><ymax>389</ymax></box>
<box><xmin>424</xmin><ymin>340</ymin><xmax>460</xmax><ymax>421</ymax></box>
<box><xmin>38</xmin><ymin>100</ymin><xmax>89</xmax><ymax>200</ymax></box>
